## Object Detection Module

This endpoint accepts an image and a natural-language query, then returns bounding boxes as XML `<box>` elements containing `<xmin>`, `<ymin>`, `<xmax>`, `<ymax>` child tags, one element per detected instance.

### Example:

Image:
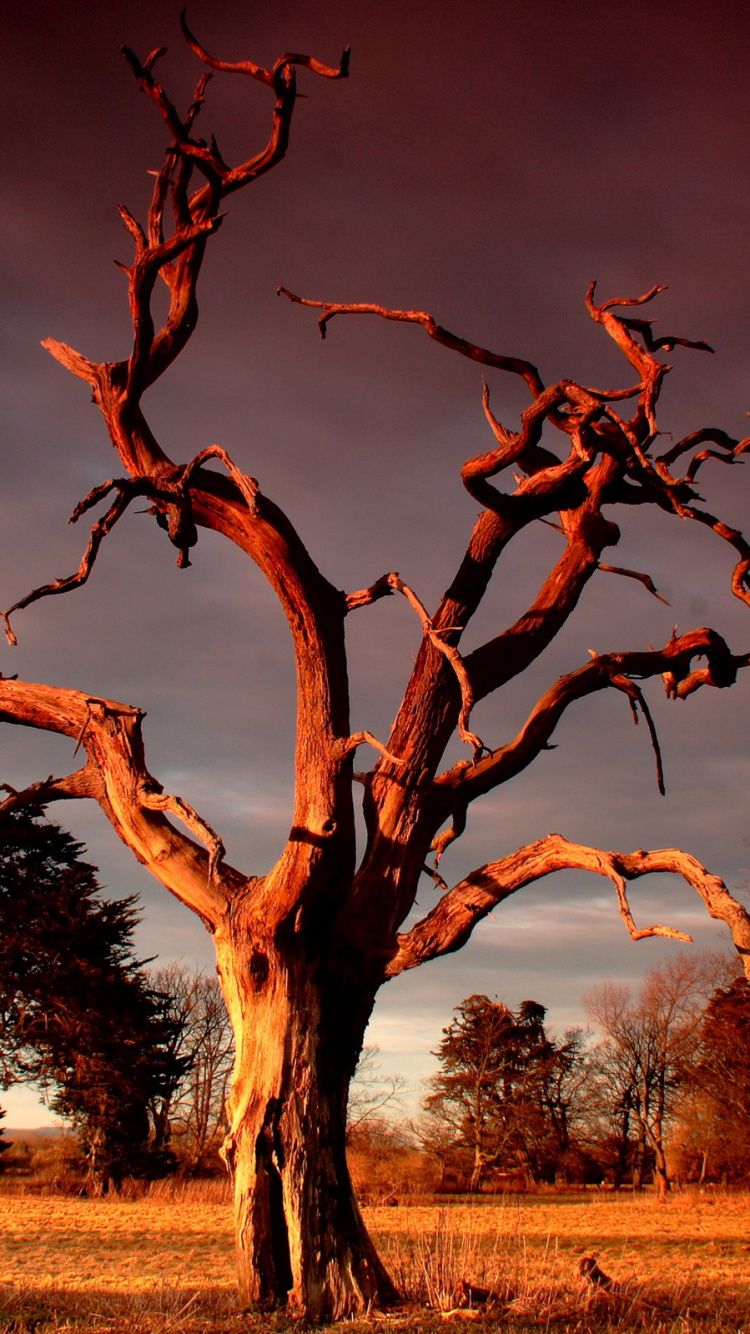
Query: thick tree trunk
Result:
<box><xmin>214</xmin><ymin>917</ymin><xmax>398</xmax><ymax>1322</ymax></box>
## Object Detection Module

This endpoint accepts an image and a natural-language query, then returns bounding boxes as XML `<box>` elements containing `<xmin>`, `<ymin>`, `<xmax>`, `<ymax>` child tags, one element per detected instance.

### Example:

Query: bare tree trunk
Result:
<box><xmin>649</xmin><ymin>1120</ymin><xmax>671</xmax><ymax>1198</ymax></box>
<box><xmin>652</xmin><ymin>1144</ymin><xmax>670</xmax><ymax>1197</ymax></box>
<box><xmin>469</xmin><ymin>1145</ymin><xmax>484</xmax><ymax>1194</ymax></box>
<box><xmin>612</xmin><ymin>1107</ymin><xmax>631</xmax><ymax>1191</ymax></box>
<box><xmin>632</xmin><ymin>1127</ymin><xmax>646</xmax><ymax>1191</ymax></box>
<box><xmin>214</xmin><ymin>917</ymin><xmax>398</xmax><ymax>1321</ymax></box>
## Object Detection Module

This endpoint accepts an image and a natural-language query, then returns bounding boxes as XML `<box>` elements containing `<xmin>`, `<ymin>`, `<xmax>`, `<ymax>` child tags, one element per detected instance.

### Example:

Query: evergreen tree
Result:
<box><xmin>0</xmin><ymin>1106</ymin><xmax>11</xmax><ymax>1168</ymax></box>
<box><xmin>678</xmin><ymin>976</ymin><xmax>750</xmax><ymax>1184</ymax></box>
<box><xmin>423</xmin><ymin>994</ymin><xmax>584</xmax><ymax>1190</ymax></box>
<box><xmin>0</xmin><ymin>808</ymin><xmax>187</xmax><ymax>1191</ymax></box>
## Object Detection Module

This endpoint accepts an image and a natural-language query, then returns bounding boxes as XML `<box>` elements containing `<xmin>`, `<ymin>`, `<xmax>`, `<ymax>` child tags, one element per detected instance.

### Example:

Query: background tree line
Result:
<box><xmin>2</xmin><ymin>812</ymin><xmax>749</xmax><ymax>1197</ymax></box>
<box><xmin>415</xmin><ymin>953</ymin><xmax>750</xmax><ymax>1195</ymax></box>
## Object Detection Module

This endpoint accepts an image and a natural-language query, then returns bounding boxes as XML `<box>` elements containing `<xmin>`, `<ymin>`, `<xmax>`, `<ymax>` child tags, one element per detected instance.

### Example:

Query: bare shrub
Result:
<box><xmin>347</xmin><ymin>1118</ymin><xmax>440</xmax><ymax>1202</ymax></box>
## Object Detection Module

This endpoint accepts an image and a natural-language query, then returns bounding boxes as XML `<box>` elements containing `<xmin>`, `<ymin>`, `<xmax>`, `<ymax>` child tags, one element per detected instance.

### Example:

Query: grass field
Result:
<box><xmin>1</xmin><ymin>1189</ymin><xmax>748</xmax><ymax>1332</ymax></box>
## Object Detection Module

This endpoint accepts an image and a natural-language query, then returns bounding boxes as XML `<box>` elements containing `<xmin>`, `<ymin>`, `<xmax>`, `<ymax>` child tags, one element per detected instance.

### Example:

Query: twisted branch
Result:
<box><xmin>0</xmin><ymin>768</ymin><xmax>99</xmax><ymax>814</ymax></box>
<box><xmin>386</xmin><ymin>834</ymin><xmax>750</xmax><ymax>978</ymax></box>
<box><xmin>277</xmin><ymin>288</ymin><xmax>546</xmax><ymax>397</ymax></box>
<box><xmin>180</xmin><ymin>9</ymin><xmax>350</xmax><ymax>90</ymax></box>
<box><xmin>2</xmin><ymin>446</ymin><xmax>265</xmax><ymax>644</ymax></box>
<box><xmin>139</xmin><ymin>784</ymin><xmax>226</xmax><ymax>885</ymax></box>
<box><xmin>0</xmin><ymin>680</ymin><xmax>241</xmax><ymax>925</ymax></box>
<box><xmin>385</xmin><ymin>573</ymin><xmax>487</xmax><ymax>760</ymax></box>
<box><xmin>435</xmin><ymin>628</ymin><xmax>748</xmax><ymax>823</ymax></box>
<box><xmin>2</xmin><ymin>481</ymin><xmax>146</xmax><ymax>645</ymax></box>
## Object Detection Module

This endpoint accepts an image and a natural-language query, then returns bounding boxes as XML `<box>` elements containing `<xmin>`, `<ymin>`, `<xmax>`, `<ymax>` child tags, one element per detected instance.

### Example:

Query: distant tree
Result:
<box><xmin>579</xmin><ymin>1028</ymin><xmax>641</xmax><ymax>1190</ymax></box>
<box><xmin>674</xmin><ymin>975</ymin><xmax>750</xmax><ymax>1183</ymax></box>
<box><xmin>153</xmin><ymin>964</ymin><xmax>234</xmax><ymax>1172</ymax></box>
<box><xmin>584</xmin><ymin>954</ymin><xmax>711</xmax><ymax>1196</ymax></box>
<box><xmin>347</xmin><ymin>1046</ymin><xmax>406</xmax><ymax>1143</ymax></box>
<box><xmin>0</xmin><ymin>1107</ymin><xmax>11</xmax><ymax>1169</ymax></box>
<box><xmin>423</xmin><ymin>994</ymin><xmax>584</xmax><ymax>1190</ymax></box>
<box><xmin>0</xmin><ymin>808</ymin><xmax>188</xmax><ymax>1192</ymax></box>
<box><xmin>346</xmin><ymin>1115</ymin><xmax>432</xmax><ymax>1202</ymax></box>
<box><xmin>536</xmin><ymin>1026</ymin><xmax>594</xmax><ymax>1182</ymax></box>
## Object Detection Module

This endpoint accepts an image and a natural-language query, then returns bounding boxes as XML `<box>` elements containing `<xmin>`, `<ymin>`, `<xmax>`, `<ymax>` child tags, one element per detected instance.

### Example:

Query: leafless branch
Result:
<box><xmin>598</xmin><ymin>563</ymin><xmax>669</xmax><ymax>604</ymax></box>
<box><xmin>277</xmin><ymin>287</ymin><xmax>546</xmax><ymax>397</ymax></box>
<box><xmin>657</xmin><ymin>426</ymin><xmax>750</xmax><ymax>483</ymax></box>
<box><xmin>0</xmin><ymin>767</ymin><xmax>98</xmax><ymax>814</ymax></box>
<box><xmin>180</xmin><ymin>10</ymin><xmax>350</xmax><ymax>88</ymax></box>
<box><xmin>421</xmin><ymin>862</ymin><xmax>449</xmax><ymax>892</ymax></box>
<box><xmin>1</xmin><ymin>445</ymin><xmax>268</xmax><ymax>645</ymax></box>
<box><xmin>436</xmin><ymin>628</ymin><xmax>746</xmax><ymax>812</ymax></box>
<box><xmin>334</xmin><ymin>731</ymin><xmax>404</xmax><ymax>766</ymax></box>
<box><xmin>386</xmin><ymin>834</ymin><xmax>750</xmax><ymax>978</ymax></box>
<box><xmin>180</xmin><ymin>445</ymin><xmax>259</xmax><ymax>517</ymax></box>
<box><xmin>2</xmin><ymin>484</ymin><xmax>140</xmax><ymax>645</ymax></box>
<box><xmin>616</xmin><ymin>315</ymin><xmax>713</xmax><ymax>356</ymax></box>
<box><xmin>604</xmin><ymin>668</ymin><xmax>665</xmax><ymax>795</ymax></box>
<box><xmin>678</xmin><ymin>506</ymin><xmax>750</xmax><ymax>612</ymax></box>
<box><xmin>385</xmin><ymin>573</ymin><xmax>487</xmax><ymax>760</ymax></box>
<box><xmin>0</xmin><ymin>679</ymin><xmax>240</xmax><ymax>925</ymax></box>
<box><xmin>344</xmin><ymin>573</ymin><xmax>395</xmax><ymax>611</ymax></box>
<box><xmin>139</xmin><ymin>784</ymin><xmax>226</xmax><ymax>885</ymax></box>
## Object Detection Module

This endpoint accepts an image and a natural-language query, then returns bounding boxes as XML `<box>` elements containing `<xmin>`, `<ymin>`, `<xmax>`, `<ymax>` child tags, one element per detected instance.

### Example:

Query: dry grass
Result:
<box><xmin>375</xmin><ymin>1193</ymin><xmax>750</xmax><ymax>1329</ymax></box>
<box><xmin>0</xmin><ymin>1188</ymin><xmax>748</xmax><ymax>1332</ymax></box>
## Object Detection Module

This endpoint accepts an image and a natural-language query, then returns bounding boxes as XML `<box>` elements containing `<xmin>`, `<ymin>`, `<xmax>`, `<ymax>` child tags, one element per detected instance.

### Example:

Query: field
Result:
<box><xmin>1</xmin><ymin>1189</ymin><xmax>749</xmax><ymax>1333</ymax></box>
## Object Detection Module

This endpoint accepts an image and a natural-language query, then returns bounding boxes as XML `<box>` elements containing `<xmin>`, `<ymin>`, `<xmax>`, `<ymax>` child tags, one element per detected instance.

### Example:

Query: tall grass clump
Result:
<box><xmin>377</xmin><ymin>1204</ymin><xmax>750</xmax><ymax>1331</ymax></box>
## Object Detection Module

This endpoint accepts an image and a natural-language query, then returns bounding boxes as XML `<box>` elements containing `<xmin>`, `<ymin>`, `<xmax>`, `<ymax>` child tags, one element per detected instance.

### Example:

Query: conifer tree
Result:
<box><xmin>0</xmin><ymin>808</ymin><xmax>187</xmax><ymax>1191</ymax></box>
<box><xmin>424</xmin><ymin>994</ymin><xmax>582</xmax><ymax>1189</ymax></box>
<box><xmin>0</xmin><ymin>1107</ymin><xmax>11</xmax><ymax>1168</ymax></box>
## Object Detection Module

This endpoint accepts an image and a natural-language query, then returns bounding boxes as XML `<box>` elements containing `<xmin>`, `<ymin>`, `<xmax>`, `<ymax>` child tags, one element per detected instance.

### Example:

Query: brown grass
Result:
<box><xmin>0</xmin><ymin>1187</ymin><xmax>748</xmax><ymax>1332</ymax></box>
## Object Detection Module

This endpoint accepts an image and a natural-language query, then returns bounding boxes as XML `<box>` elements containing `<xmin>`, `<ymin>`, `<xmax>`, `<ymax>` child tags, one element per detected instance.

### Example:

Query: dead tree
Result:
<box><xmin>2</xmin><ymin>16</ymin><xmax>750</xmax><ymax>1322</ymax></box>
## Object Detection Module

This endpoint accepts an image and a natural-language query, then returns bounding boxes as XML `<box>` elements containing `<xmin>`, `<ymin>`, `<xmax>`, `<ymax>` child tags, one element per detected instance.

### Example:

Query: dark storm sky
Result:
<box><xmin>2</xmin><ymin>0</ymin><xmax>750</xmax><ymax>1120</ymax></box>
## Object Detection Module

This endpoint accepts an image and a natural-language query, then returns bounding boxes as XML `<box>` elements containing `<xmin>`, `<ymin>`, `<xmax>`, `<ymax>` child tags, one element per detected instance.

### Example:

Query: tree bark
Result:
<box><xmin>469</xmin><ymin>1147</ymin><xmax>484</xmax><ymax>1194</ymax></box>
<box><xmin>647</xmin><ymin>1111</ymin><xmax>671</xmax><ymax>1198</ymax></box>
<box><xmin>652</xmin><ymin>1140</ymin><xmax>670</xmax><ymax>1198</ymax></box>
<box><xmin>213</xmin><ymin>913</ymin><xmax>398</xmax><ymax>1321</ymax></box>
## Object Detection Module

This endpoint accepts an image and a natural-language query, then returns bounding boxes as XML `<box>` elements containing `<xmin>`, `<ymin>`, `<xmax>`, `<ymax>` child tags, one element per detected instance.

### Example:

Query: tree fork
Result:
<box><xmin>214</xmin><ymin>916</ymin><xmax>397</xmax><ymax>1319</ymax></box>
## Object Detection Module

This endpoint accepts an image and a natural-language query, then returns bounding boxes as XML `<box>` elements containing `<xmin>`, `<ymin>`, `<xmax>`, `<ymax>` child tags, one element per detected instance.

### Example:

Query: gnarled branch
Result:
<box><xmin>277</xmin><ymin>287</ymin><xmax>546</xmax><ymax>397</ymax></box>
<box><xmin>0</xmin><ymin>679</ymin><xmax>241</xmax><ymax>925</ymax></box>
<box><xmin>0</xmin><ymin>767</ymin><xmax>99</xmax><ymax>813</ymax></box>
<box><xmin>385</xmin><ymin>573</ymin><xmax>487</xmax><ymax>759</ymax></box>
<box><xmin>3</xmin><ymin>478</ymin><xmax>165</xmax><ymax>644</ymax></box>
<box><xmin>436</xmin><ymin>627</ymin><xmax>747</xmax><ymax>816</ymax></box>
<box><xmin>386</xmin><ymin>833</ymin><xmax>750</xmax><ymax>978</ymax></box>
<box><xmin>180</xmin><ymin>10</ymin><xmax>350</xmax><ymax>90</ymax></box>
